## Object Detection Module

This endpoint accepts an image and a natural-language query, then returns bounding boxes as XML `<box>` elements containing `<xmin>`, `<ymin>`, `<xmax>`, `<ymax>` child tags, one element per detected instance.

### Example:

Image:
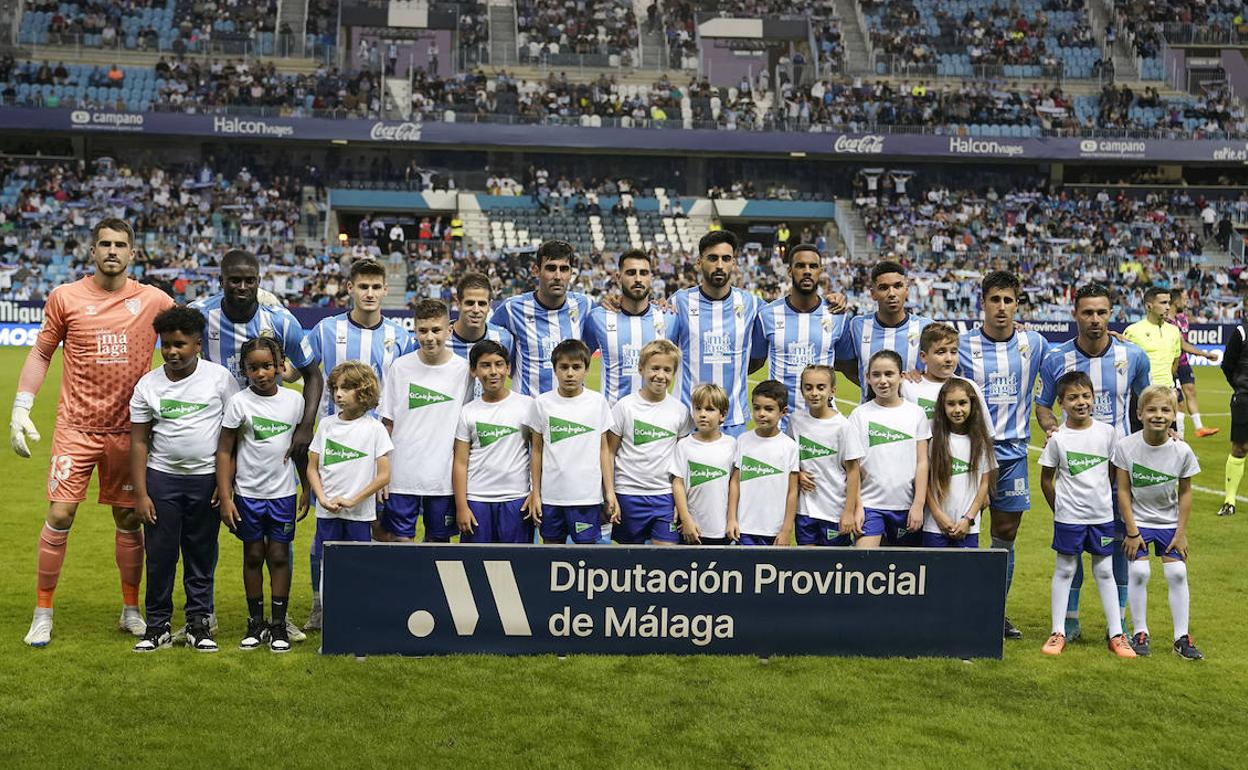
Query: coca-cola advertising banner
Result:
<box><xmin>3</xmin><ymin>108</ymin><xmax>1248</xmax><ymax>163</ymax></box>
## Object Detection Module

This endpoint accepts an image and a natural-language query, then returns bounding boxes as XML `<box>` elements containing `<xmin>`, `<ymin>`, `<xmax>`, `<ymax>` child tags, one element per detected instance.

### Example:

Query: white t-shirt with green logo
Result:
<box><xmin>923</xmin><ymin>432</ymin><xmax>991</xmax><ymax>534</ymax></box>
<box><xmin>901</xmin><ymin>375</ymin><xmax>995</xmax><ymax>439</ymax></box>
<box><xmin>379</xmin><ymin>352</ymin><xmax>474</xmax><ymax>496</ymax></box>
<box><xmin>455</xmin><ymin>392</ymin><xmax>535</xmax><ymax>502</ymax></box>
<box><xmin>1111</xmin><ymin>431</ymin><xmax>1200</xmax><ymax>528</ymax></box>
<box><xmin>130</xmin><ymin>360</ymin><xmax>239</xmax><ymax>476</ymax></box>
<box><xmin>529</xmin><ymin>389</ymin><xmax>612</xmax><ymax>506</ymax></box>
<box><xmin>787</xmin><ymin>411</ymin><xmax>865</xmax><ymax>523</ymax></box>
<box><xmin>848</xmin><ymin>399</ymin><xmax>932</xmax><ymax>510</ymax></box>
<box><xmin>222</xmin><ymin>387</ymin><xmax>304</xmax><ymax>499</ymax></box>
<box><xmin>610</xmin><ymin>392</ymin><xmax>693</xmax><ymax>496</ymax></box>
<box><xmin>311</xmin><ymin>413</ymin><xmax>394</xmax><ymax>521</ymax></box>
<box><xmin>734</xmin><ymin>430</ymin><xmax>800</xmax><ymax>537</ymax></box>
<box><xmin>1038</xmin><ymin>420</ymin><xmax>1117</xmax><ymax>525</ymax></box>
<box><xmin>669</xmin><ymin>434</ymin><xmax>735</xmax><ymax>539</ymax></box>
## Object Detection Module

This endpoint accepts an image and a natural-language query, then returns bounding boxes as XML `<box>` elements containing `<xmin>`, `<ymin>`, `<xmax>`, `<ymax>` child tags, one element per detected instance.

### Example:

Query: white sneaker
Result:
<box><xmin>173</xmin><ymin>612</ymin><xmax>218</xmax><ymax>645</ymax></box>
<box><xmin>133</xmin><ymin>625</ymin><xmax>173</xmax><ymax>653</ymax></box>
<box><xmin>285</xmin><ymin>620</ymin><xmax>307</xmax><ymax>643</ymax></box>
<box><xmin>118</xmin><ymin>606</ymin><xmax>146</xmax><ymax>637</ymax></box>
<box><xmin>24</xmin><ymin>608</ymin><xmax>53</xmax><ymax>647</ymax></box>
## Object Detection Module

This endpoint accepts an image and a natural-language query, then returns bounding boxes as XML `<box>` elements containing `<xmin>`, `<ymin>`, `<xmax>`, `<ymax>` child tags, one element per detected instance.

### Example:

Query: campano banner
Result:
<box><xmin>321</xmin><ymin>544</ymin><xmax>1007</xmax><ymax>658</ymax></box>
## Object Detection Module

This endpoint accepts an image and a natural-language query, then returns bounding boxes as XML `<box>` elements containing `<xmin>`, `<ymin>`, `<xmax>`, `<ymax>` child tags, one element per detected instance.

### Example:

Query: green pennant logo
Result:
<box><xmin>575</xmin><ymin>522</ymin><xmax>594</xmax><ymax>534</ymax></box>
<box><xmin>1131</xmin><ymin>462</ymin><xmax>1177</xmax><ymax>488</ymax></box>
<box><xmin>739</xmin><ymin>455</ymin><xmax>783</xmax><ymax>482</ymax></box>
<box><xmin>799</xmin><ymin>435</ymin><xmax>836</xmax><ymax>461</ymax></box>
<box><xmin>688</xmin><ymin>461</ymin><xmax>728</xmax><ymax>488</ymax></box>
<box><xmin>867</xmin><ymin>421</ymin><xmax>911</xmax><ymax>447</ymax></box>
<box><xmin>159</xmin><ymin>399</ymin><xmax>208</xmax><ymax>420</ymax></box>
<box><xmin>252</xmin><ymin>415</ymin><xmax>292</xmax><ymax>442</ymax></box>
<box><xmin>549</xmin><ymin>416</ymin><xmax>593</xmax><ymax>444</ymax></box>
<box><xmin>951</xmin><ymin>457</ymin><xmax>971</xmax><ymax>476</ymax></box>
<box><xmin>322</xmin><ymin>438</ymin><xmax>367</xmax><ymax>466</ymax></box>
<box><xmin>1067</xmin><ymin>451</ymin><xmax>1108</xmax><ymax>476</ymax></box>
<box><xmin>477</xmin><ymin>422</ymin><xmax>519</xmax><ymax>447</ymax></box>
<box><xmin>409</xmin><ymin>384</ymin><xmax>452</xmax><ymax>409</ymax></box>
<box><xmin>918</xmin><ymin>397</ymin><xmax>937</xmax><ymax>420</ymax></box>
<box><xmin>633</xmin><ymin>419</ymin><xmax>676</xmax><ymax>445</ymax></box>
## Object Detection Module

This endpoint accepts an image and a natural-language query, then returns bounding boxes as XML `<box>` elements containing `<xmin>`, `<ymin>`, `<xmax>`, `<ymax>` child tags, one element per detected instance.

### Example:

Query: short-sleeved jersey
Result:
<box><xmin>669</xmin><ymin>433</ymin><xmax>735</xmax><ymax>539</ymax></box>
<box><xmin>455</xmin><ymin>392</ymin><xmax>535</xmax><ymax>502</ymax></box>
<box><xmin>848</xmin><ymin>399</ymin><xmax>931</xmax><ymax>510</ymax></box>
<box><xmin>610</xmin><ymin>392</ymin><xmax>693</xmax><ymax>496</ymax></box>
<box><xmin>1123</xmin><ymin>319</ymin><xmax>1182</xmax><ymax>387</ymax></box>
<box><xmin>958</xmin><ymin>329</ymin><xmax>1048</xmax><ymax>459</ymax></box>
<box><xmin>754</xmin><ymin>297</ymin><xmax>849</xmax><ymax>413</ymax></box>
<box><xmin>923</xmin><ymin>432</ymin><xmax>991</xmax><ymax>535</ymax></box>
<box><xmin>835</xmin><ymin>313</ymin><xmax>933</xmax><ymax>401</ymax></box>
<box><xmin>669</xmin><ymin>286</ymin><xmax>764</xmax><ymax>427</ymax></box>
<box><xmin>1038</xmin><ymin>420</ymin><xmax>1117</xmax><ymax>525</ymax></box>
<box><xmin>190</xmin><ymin>293</ymin><xmax>316</xmax><ymax>386</ymax></box>
<box><xmin>221</xmin><ymin>386</ymin><xmax>305</xmax><ymax>499</ymax></box>
<box><xmin>308</xmin><ymin>312</ymin><xmax>413</xmax><ymax>416</ymax></box>
<box><xmin>34</xmin><ymin>277</ymin><xmax>173</xmax><ymax>433</ymax></box>
<box><xmin>448</xmin><ymin>323</ymin><xmax>515</xmax><ymax>400</ymax></box>
<box><xmin>733</xmin><ymin>431</ymin><xmax>800</xmax><ymax>537</ymax></box>
<box><xmin>310</xmin><ymin>414</ymin><xmax>393</xmax><ymax>521</ymax></box>
<box><xmin>129</xmin><ymin>359</ymin><xmax>238</xmax><ymax>476</ymax></box>
<box><xmin>489</xmin><ymin>291</ymin><xmax>592</xmax><ymax>396</ymax></box>
<box><xmin>378</xmin><ymin>352</ymin><xmax>474</xmax><ymax>496</ymax></box>
<box><xmin>528</xmin><ymin>389</ymin><xmax>612</xmax><ymax>506</ymax></box>
<box><xmin>1111</xmin><ymin>431</ymin><xmax>1201</xmax><ymax>528</ymax></box>
<box><xmin>1038</xmin><ymin>339</ymin><xmax>1151</xmax><ymax>437</ymax></box>
<box><xmin>787</xmin><ymin>410</ymin><xmax>866</xmax><ymax>523</ymax></box>
<box><xmin>583</xmin><ymin>304</ymin><xmax>672</xmax><ymax>405</ymax></box>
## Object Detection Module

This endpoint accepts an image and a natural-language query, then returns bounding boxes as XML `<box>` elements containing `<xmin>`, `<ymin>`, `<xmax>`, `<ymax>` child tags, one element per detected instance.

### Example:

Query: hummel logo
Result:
<box><xmin>739</xmin><ymin>455</ymin><xmax>782</xmax><ymax>482</ymax></box>
<box><xmin>252</xmin><ymin>415</ymin><xmax>292</xmax><ymax>441</ymax></box>
<box><xmin>409</xmin><ymin>384</ymin><xmax>452</xmax><ymax>409</ymax></box>
<box><xmin>323</xmin><ymin>438</ymin><xmax>367</xmax><ymax>466</ymax></box>
<box><xmin>951</xmin><ymin>457</ymin><xmax>970</xmax><ymax>476</ymax></box>
<box><xmin>688</xmin><ymin>461</ymin><xmax>728</xmax><ymax>488</ymax></box>
<box><xmin>1131</xmin><ymin>463</ymin><xmax>1177</xmax><ymax>488</ymax></box>
<box><xmin>477</xmin><ymin>422</ymin><xmax>519</xmax><ymax>447</ymax></box>
<box><xmin>159</xmin><ymin>399</ymin><xmax>208</xmax><ymax>420</ymax></box>
<box><xmin>633</xmin><ymin>419</ymin><xmax>675</xmax><ymax>445</ymax></box>
<box><xmin>549</xmin><ymin>416</ymin><xmax>593</xmax><ymax>443</ymax></box>
<box><xmin>799</xmin><ymin>435</ymin><xmax>835</xmax><ymax>461</ymax></box>
<box><xmin>1067</xmin><ymin>451</ymin><xmax>1108</xmax><ymax>476</ymax></box>
<box><xmin>868</xmin><ymin>421</ymin><xmax>911</xmax><ymax>447</ymax></box>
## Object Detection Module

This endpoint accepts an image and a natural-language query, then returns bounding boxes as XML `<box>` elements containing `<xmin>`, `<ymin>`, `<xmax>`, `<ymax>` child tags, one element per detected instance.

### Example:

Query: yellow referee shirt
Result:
<box><xmin>1123</xmin><ymin>319</ymin><xmax>1182</xmax><ymax>387</ymax></box>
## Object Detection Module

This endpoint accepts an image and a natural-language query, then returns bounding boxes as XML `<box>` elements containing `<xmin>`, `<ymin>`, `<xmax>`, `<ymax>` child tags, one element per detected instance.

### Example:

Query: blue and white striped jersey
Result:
<box><xmin>1037</xmin><ymin>338</ymin><xmax>1152</xmax><ymax>438</ymax></box>
<box><xmin>189</xmin><ymin>293</ymin><xmax>316</xmax><ymax>386</ymax></box>
<box><xmin>958</xmin><ymin>329</ymin><xmax>1049</xmax><ymax>459</ymax></box>
<box><xmin>834</xmin><ymin>313</ymin><xmax>933</xmax><ymax>401</ymax></box>
<box><xmin>489</xmin><ymin>291</ymin><xmax>592</xmax><ymax>396</ymax></box>
<box><xmin>754</xmin><ymin>297</ymin><xmax>850</xmax><ymax>413</ymax></box>
<box><xmin>447</xmin><ymin>323</ymin><xmax>515</xmax><ymax>399</ymax></box>
<box><xmin>669</xmin><ymin>286</ymin><xmax>764</xmax><ymax>427</ymax></box>
<box><xmin>308</xmin><ymin>312</ymin><xmax>413</xmax><ymax>416</ymax></box>
<box><xmin>583</xmin><ymin>304</ymin><xmax>673</xmax><ymax>405</ymax></box>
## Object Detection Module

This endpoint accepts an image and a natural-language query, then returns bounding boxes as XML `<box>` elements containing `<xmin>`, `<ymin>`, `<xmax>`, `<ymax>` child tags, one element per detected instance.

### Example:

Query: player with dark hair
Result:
<box><xmin>835</xmin><ymin>260</ymin><xmax>932</xmax><ymax>401</ymax></box>
<box><xmin>584</xmin><ymin>249</ymin><xmax>673</xmax><ymax>405</ymax></box>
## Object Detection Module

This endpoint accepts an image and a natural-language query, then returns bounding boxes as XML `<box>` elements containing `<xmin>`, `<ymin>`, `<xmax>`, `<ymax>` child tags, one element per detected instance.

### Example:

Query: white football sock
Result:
<box><xmin>1092</xmin><ymin>555</ymin><xmax>1123</xmax><ymax>637</ymax></box>
<box><xmin>1164</xmin><ymin>560</ymin><xmax>1190</xmax><ymax>640</ymax></box>
<box><xmin>1128</xmin><ymin>559</ymin><xmax>1151</xmax><ymax>636</ymax></box>
<box><xmin>1051</xmin><ymin>553</ymin><xmax>1078</xmax><ymax>635</ymax></box>
<box><xmin>1192</xmin><ymin>413</ymin><xmax>1204</xmax><ymax>430</ymax></box>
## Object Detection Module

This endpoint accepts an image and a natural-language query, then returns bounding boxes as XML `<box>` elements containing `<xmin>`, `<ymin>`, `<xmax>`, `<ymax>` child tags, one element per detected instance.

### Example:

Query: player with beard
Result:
<box><xmin>835</xmin><ymin>261</ymin><xmax>933</xmax><ymax>401</ymax></box>
<box><xmin>584</xmin><ymin>249</ymin><xmax>673</xmax><ymax>405</ymax></box>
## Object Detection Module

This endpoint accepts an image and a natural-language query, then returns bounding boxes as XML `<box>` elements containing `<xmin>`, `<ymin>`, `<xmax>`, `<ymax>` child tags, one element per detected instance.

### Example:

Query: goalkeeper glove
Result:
<box><xmin>10</xmin><ymin>392</ymin><xmax>40</xmax><ymax>458</ymax></box>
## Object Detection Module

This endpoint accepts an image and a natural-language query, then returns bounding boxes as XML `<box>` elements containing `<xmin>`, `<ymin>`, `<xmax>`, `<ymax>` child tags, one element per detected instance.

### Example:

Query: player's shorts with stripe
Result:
<box><xmin>989</xmin><ymin>456</ymin><xmax>1030</xmax><ymax>513</ymax></box>
<box><xmin>1051</xmin><ymin>521</ymin><xmax>1116</xmax><ymax>556</ymax></box>
<box><xmin>1175</xmin><ymin>364</ymin><xmax>1195</xmax><ymax>386</ymax></box>
<box><xmin>1133</xmin><ymin>526</ymin><xmax>1185</xmax><ymax>560</ymax></box>
<box><xmin>541</xmin><ymin>504</ymin><xmax>603</xmax><ymax>544</ymax></box>
<box><xmin>795</xmin><ymin>514</ymin><xmax>852</xmax><ymax>546</ymax></box>
<box><xmin>312</xmin><ymin>518</ymin><xmax>373</xmax><ymax>558</ymax></box>
<box><xmin>862</xmin><ymin>507</ymin><xmax>921</xmax><ymax>546</ymax></box>
<box><xmin>382</xmin><ymin>494</ymin><xmax>457</xmax><ymax>541</ymax></box>
<box><xmin>464</xmin><ymin>497</ymin><xmax>533</xmax><ymax>544</ymax></box>
<box><xmin>233</xmin><ymin>495</ymin><xmax>297</xmax><ymax>544</ymax></box>
<box><xmin>1232</xmin><ymin>393</ymin><xmax>1248</xmax><ymax>443</ymax></box>
<box><xmin>737</xmin><ymin>533</ymin><xmax>777</xmax><ymax>546</ymax></box>
<box><xmin>921</xmin><ymin>532</ymin><xmax>980</xmax><ymax>548</ymax></box>
<box><xmin>46</xmin><ymin>427</ymin><xmax>133</xmax><ymax>506</ymax></box>
<box><xmin>613</xmin><ymin>494</ymin><xmax>679</xmax><ymax>544</ymax></box>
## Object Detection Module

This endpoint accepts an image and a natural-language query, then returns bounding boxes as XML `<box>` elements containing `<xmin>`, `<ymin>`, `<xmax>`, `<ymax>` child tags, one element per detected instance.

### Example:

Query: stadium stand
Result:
<box><xmin>516</xmin><ymin>0</ymin><xmax>640</xmax><ymax>66</ymax></box>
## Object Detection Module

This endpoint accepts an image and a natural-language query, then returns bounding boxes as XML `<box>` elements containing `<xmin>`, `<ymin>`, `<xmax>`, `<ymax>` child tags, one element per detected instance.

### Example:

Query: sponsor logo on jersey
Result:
<box><xmin>549</xmin><ymin>416</ymin><xmax>593</xmax><ymax>443</ymax></box>
<box><xmin>633</xmin><ymin>419</ymin><xmax>676</xmax><ymax>445</ymax></box>
<box><xmin>95</xmin><ymin>330</ymin><xmax>129</xmax><ymax>361</ymax></box>
<box><xmin>1101</xmin><ymin>536</ymin><xmax>1115</xmax><ymax>547</ymax></box>
<box><xmin>739</xmin><ymin>455</ymin><xmax>783</xmax><ymax>482</ymax></box>
<box><xmin>322</xmin><ymin>438</ymin><xmax>368</xmax><ymax>466</ymax></box>
<box><xmin>951</xmin><ymin>457</ymin><xmax>971</xmax><ymax>476</ymax></box>
<box><xmin>477</xmin><ymin>422</ymin><xmax>519</xmax><ymax>447</ymax></box>
<box><xmin>409</xmin><ymin>384</ymin><xmax>452</xmax><ymax>409</ymax></box>
<box><xmin>574</xmin><ymin>521</ymin><xmax>594</xmax><ymax>534</ymax></box>
<box><xmin>918</xmin><ymin>397</ymin><xmax>936</xmax><ymax>419</ymax></box>
<box><xmin>159</xmin><ymin>399</ymin><xmax>209</xmax><ymax>419</ymax></box>
<box><xmin>867</xmin><ymin>421</ymin><xmax>912</xmax><ymax>447</ymax></box>
<box><xmin>1131</xmin><ymin>462</ymin><xmax>1177</xmax><ymax>488</ymax></box>
<box><xmin>252</xmin><ymin>415</ymin><xmax>293</xmax><ymax>441</ymax></box>
<box><xmin>799</xmin><ymin>435</ymin><xmax>836</xmax><ymax>461</ymax></box>
<box><xmin>1067</xmin><ymin>451</ymin><xmax>1108</xmax><ymax>476</ymax></box>
<box><xmin>688</xmin><ymin>460</ymin><xmax>728</xmax><ymax>488</ymax></box>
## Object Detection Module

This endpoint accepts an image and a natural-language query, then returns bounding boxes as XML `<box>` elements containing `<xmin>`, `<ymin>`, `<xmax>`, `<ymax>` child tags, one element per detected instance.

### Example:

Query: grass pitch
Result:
<box><xmin>2</xmin><ymin>346</ymin><xmax>1246</xmax><ymax>768</ymax></box>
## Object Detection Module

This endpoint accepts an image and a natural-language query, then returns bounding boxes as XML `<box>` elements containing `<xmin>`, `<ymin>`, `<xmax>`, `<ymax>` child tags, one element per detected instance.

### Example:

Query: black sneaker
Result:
<box><xmin>1217</xmin><ymin>503</ymin><xmax>1236</xmax><ymax>517</ymax></box>
<box><xmin>1130</xmin><ymin>631</ymin><xmax>1151</xmax><ymax>656</ymax></box>
<box><xmin>133</xmin><ymin>624</ymin><xmax>172</xmax><ymax>653</ymax></box>
<box><xmin>1003</xmin><ymin>617</ymin><xmax>1023</xmax><ymax>639</ymax></box>
<box><xmin>186</xmin><ymin>616</ymin><xmax>219</xmax><ymax>653</ymax></box>
<box><xmin>1173</xmin><ymin>634</ymin><xmax>1204</xmax><ymax>660</ymax></box>
<box><xmin>239</xmin><ymin>617</ymin><xmax>269</xmax><ymax>651</ymax></box>
<box><xmin>269</xmin><ymin>621</ymin><xmax>291</xmax><ymax>654</ymax></box>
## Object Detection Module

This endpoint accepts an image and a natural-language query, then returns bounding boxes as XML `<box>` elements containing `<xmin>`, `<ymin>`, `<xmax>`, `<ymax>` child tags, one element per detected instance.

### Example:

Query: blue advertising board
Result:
<box><xmin>321</xmin><ymin>543</ymin><xmax>1007</xmax><ymax>658</ymax></box>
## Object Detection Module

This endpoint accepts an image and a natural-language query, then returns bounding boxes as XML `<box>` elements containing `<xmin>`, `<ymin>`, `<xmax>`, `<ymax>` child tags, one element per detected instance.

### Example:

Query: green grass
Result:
<box><xmin>2</xmin><ymin>347</ymin><xmax>1247</xmax><ymax>768</ymax></box>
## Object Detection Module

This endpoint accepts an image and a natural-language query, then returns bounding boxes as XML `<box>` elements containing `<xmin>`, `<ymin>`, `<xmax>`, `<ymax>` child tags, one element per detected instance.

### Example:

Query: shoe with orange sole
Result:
<box><xmin>1195</xmin><ymin>427</ymin><xmax>1219</xmax><ymax>438</ymax></box>
<box><xmin>1042</xmin><ymin>632</ymin><xmax>1066</xmax><ymax>655</ymax></box>
<box><xmin>1108</xmin><ymin>634</ymin><xmax>1138</xmax><ymax>658</ymax></box>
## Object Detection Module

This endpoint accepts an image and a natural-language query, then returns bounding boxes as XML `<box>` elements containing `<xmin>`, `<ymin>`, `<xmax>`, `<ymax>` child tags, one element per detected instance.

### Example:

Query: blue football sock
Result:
<box><xmin>310</xmin><ymin>551</ymin><xmax>322</xmax><ymax>598</ymax></box>
<box><xmin>1112</xmin><ymin>546</ymin><xmax>1129</xmax><ymax>616</ymax></box>
<box><xmin>1066</xmin><ymin>557</ymin><xmax>1084</xmax><ymax>616</ymax></box>
<box><xmin>991</xmin><ymin>537</ymin><xmax>1016</xmax><ymax>595</ymax></box>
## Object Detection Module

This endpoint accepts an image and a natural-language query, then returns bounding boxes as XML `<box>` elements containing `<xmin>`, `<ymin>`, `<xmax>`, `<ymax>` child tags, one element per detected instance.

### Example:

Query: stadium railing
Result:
<box><xmin>870</xmin><ymin>55</ymin><xmax>1110</xmax><ymax>84</ymax></box>
<box><xmin>22</xmin><ymin>30</ymin><xmax>335</xmax><ymax>63</ymax></box>
<box><xmin>1160</xmin><ymin>22</ymin><xmax>1248</xmax><ymax>47</ymax></box>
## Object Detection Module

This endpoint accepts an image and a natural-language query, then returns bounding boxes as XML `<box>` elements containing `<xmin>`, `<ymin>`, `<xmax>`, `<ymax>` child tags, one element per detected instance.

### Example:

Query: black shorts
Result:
<box><xmin>1232</xmin><ymin>393</ymin><xmax>1248</xmax><ymax>443</ymax></box>
<box><xmin>1176</xmin><ymin>364</ymin><xmax>1195</xmax><ymax>386</ymax></box>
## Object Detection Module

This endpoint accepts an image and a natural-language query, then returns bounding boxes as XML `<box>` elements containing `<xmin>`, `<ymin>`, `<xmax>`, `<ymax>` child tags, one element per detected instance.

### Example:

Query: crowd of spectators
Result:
<box><xmin>149</xmin><ymin>58</ymin><xmax>380</xmax><ymax>115</ymax></box>
<box><xmin>456</xmin><ymin>1</ymin><xmax>490</xmax><ymax>51</ymax></box>
<box><xmin>660</xmin><ymin>1</ymin><xmax>843</xmax><ymax>71</ymax></box>
<box><xmin>1113</xmin><ymin>0</ymin><xmax>1245</xmax><ymax>59</ymax></box>
<box><xmin>22</xmin><ymin>0</ymin><xmax>168</xmax><ymax>47</ymax></box>
<box><xmin>516</xmin><ymin>0</ymin><xmax>639</xmax><ymax>63</ymax></box>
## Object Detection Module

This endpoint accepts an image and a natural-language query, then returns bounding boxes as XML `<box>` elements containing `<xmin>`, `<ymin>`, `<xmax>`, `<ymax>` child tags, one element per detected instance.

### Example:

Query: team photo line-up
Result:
<box><xmin>12</xmin><ymin>217</ymin><xmax>1239</xmax><ymax>661</ymax></box>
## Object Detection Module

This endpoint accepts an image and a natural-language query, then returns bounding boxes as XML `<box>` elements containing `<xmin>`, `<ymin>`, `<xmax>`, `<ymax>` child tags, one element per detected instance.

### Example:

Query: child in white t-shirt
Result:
<box><xmin>453</xmin><ymin>340</ymin><xmax>537</xmax><ymax>543</ymax></box>
<box><xmin>728</xmin><ymin>380</ymin><xmax>800</xmax><ymax>546</ymax></box>
<box><xmin>528</xmin><ymin>339</ymin><xmax>612</xmax><ymax>544</ymax></box>
<box><xmin>670</xmin><ymin>383</ymin><xmax>735</xmax><ymax>545</ymax></box>
<box><xmin>923</xmin><ymin>379</ymin><xmax>992</xmax><ymax>548</ymax></box>
<box><xmin>788</xmin><ymin>365</ymin><xmax>863</xmax><ymax>546</ymax></box>
<box><xmin>848</xmin><ymin>350</ymin><xmax>931</xmax><ymax>548</ymax></box>
<box><xmin>1114</xmin><ymin>386</ymin><xmax>1203</xmax><ymax>660</ymax></box>
<box><xmin>902</xmin><ymin>323</ymin><xmax>994</xmax><ymax>435</ymax></box>
<box><xmin>1039</xmin><ymin>371</ymin><xmax>1135</xmax><ymax>658</ymax></box>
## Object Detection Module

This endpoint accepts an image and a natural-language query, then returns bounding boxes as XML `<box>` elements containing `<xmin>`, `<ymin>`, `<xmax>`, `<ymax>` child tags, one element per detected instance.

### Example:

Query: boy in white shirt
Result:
<box><xmin>902</xmin><ymin>323</ymin><xmax>994</xmax><ymax>434</ymax></box>
<box><xmin>528</xmin><ymin>339</ymin><xmax>612</xmax><ymax>544</ymax></box>
<box><xmin>130</xmin><ymin>307</ymin><xmax>238</xmax><ymax>653</ymax></box>
<box><xmin>1113</xmin><ymin>386</ymin><xmax>1203</xmax><ymax>660</ymax></box>
<box><xmin>1039</xmin><ymin>371</ymin><xmax>1136</xmax><ymax>658</ymax></box>
<box><xmin>788</xmin><ymin>365</ymin><xmax>864</xmax><ymax>546</ymax></box>
<box><xmin>453</xmin><ymin>340</ymin><xmax>537</xmax><ymax>543</ymax></box>
<box><xmin>728</xmin><ymin>380</ymin><xmax>800</xmax><ymax>545</ymax></box>
<box><xmin>604</xmin><ymin>339</ymin><xmax>692</xmax><ymax>545</ymax></box>
<box><xmin>670</xmin><ymin>383</ymin><xmax>735</xmax><ymax>545</ymax></box>
<box><xmin>378</xmin><ymin>300</ymin><xmax>473</xmax><ymax>543</ymax></box>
